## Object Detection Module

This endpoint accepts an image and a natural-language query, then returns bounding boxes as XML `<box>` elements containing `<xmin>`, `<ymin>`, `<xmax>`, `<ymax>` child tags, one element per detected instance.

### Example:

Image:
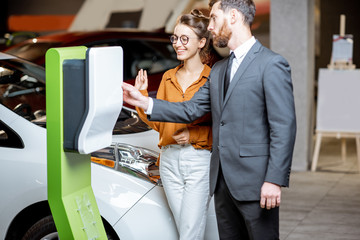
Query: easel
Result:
<box><xmin>311</xmin><ymin>131</ymin><xmax>360</xmax><ymax>172</ymax></box>
<box><xmin>311</xmin><ymin>15</ymin><xmax>360</xmax><ymax>172</ymax></box>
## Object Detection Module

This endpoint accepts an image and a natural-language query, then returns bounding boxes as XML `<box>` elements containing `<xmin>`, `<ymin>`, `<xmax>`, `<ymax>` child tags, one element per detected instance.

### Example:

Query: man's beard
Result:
<box><xmin>212</xmin><ymin>21</ymin><xmax>232</xmax><ymax>48</ymax></box>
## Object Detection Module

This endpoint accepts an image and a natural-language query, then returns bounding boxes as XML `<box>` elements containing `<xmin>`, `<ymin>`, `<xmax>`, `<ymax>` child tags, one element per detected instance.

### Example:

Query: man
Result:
<box><xmin>122</xmin><ymin>0</ymin><xmax>296</xmax><ymax>239</ymax></box>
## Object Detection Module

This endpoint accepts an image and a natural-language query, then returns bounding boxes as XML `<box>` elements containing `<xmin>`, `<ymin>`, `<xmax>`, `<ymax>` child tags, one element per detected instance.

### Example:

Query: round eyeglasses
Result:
<box><xmin>170</xmin><ymin>35</ymin><xmax>196</xmax><ymax>45</ymax></box>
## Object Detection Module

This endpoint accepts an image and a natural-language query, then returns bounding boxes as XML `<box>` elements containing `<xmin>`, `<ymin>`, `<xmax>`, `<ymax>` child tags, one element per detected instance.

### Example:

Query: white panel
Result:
<box><xmin>78</xmin><ymin>46</ymin><xmax>123</xmax><ymax>154</ymax></box>
<box><xmin>316</xmin><ymin>69</ymin><xmax>360</xmax><ymax>132</ymax></box>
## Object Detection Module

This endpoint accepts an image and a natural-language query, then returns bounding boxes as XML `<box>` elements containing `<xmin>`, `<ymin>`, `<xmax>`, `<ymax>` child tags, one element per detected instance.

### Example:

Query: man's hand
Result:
<box><xmin>260</xmin><ymin>182</ymin><xmax>281</xmax><ymax>210</ymax></box>
<box><xmin>122</xmin><ymin>82</ymin><xmax>149</xmax><ymax>110</ymax></box>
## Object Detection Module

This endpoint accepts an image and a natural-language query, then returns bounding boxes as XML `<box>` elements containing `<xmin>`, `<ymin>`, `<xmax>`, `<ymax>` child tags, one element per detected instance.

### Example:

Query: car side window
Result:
<box><xmin>117</xmin><ymin>39</ymin><xmax>179</xmax><ymax>80</ymax></box>
<box><xmin>0</xmin><ymin>120</ymin><xmax>24</xmax><ymax>148</ymax></box>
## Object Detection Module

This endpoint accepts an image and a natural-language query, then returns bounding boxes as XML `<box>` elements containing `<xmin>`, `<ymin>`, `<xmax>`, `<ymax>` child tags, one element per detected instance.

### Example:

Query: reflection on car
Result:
<box><xmin>4</xmin><ymin>30</ymin><xmax>182</xmax><ymax>99</ymax></box>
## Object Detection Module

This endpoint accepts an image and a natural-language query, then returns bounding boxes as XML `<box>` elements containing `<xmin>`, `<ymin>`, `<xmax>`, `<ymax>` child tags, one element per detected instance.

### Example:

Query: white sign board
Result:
<box><xmin>316</xmin><ymin>69</ymin><xmax>360</xmax><ymax>132</ymax></box>
<box><xmin>331</xmin><ymin>34</ymin><xmax>354</xmax><ymax>62</ymax></box>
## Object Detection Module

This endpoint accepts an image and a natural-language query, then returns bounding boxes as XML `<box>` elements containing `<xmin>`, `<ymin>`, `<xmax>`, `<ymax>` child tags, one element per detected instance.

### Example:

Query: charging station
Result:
<box><xmin>46</xmin><ymin>46</ymin><xmax>123</xmax><ymax>239</ymax></box>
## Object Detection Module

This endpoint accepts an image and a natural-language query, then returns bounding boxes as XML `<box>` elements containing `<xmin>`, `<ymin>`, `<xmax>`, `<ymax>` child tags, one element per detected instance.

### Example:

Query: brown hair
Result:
<box><xmin>209</xmin><ymin>0</ymin><xmax>256</xmax><ymax>27</ymax></box>
<box><xmin>177</xmin><ymin>9</ymin><xmax>212</xmax><ymax>65</ymax></box>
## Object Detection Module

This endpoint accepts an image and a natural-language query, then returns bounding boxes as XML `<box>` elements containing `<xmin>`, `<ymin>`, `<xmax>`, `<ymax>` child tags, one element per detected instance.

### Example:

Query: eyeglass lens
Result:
<box><xmin>170</xmin><ymin>35</ymin><xmax>189</xmax><ymax>45</ymax></box>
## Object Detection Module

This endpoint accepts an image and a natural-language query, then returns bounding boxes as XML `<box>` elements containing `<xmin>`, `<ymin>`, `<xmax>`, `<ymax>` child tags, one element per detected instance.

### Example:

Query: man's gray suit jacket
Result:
<box><xmin>148</xmin><ymin>40</ymin><xmax>296</xmax><ymax>201</ymax></box>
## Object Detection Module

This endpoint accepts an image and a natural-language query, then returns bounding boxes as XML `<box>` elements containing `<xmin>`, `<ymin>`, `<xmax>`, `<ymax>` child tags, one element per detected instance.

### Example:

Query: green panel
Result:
<box><xmin>46</xmin><ymin>46</ymin><xmax>107</xmax><ymax>240</ymax></box>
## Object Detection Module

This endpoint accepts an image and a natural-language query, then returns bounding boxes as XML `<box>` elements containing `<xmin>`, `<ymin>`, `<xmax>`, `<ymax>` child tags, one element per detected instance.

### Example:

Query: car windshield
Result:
<box><xmin>0</xmin><ymin>57</ymin><xmax>151</xmax><ymax>134</ymax></box>
<box><xmin>6</xmin><ymin>42</ymin><xmax>60</xmax><ymax>63</ymax></box>
<box><xmin>0</xmin><ymin>57</ymin><xmax>45</xmax><ymax>83</ymax></box>
<box><xmin>0</xmin><ymin>58</ymin><xmax>46</xmax><ymax>121</ymax></box>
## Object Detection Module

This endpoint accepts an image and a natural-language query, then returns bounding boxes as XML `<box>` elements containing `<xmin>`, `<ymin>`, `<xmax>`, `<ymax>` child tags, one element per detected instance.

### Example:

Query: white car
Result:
<box><xmin>0</xmin><ymin>52</ymin><xmax>219</xmax><ymax>239</ymax></box>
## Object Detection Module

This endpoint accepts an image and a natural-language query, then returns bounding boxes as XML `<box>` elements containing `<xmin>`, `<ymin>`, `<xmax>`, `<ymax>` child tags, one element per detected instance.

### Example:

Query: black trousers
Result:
<box><xmin>214</xmin><ymin>169</ymin><xmax>279</xmax><ymax>240</ymax></box>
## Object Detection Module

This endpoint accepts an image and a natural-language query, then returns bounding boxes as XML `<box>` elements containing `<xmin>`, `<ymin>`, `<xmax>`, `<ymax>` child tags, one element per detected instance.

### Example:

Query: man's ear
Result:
<box><xmin>229</xmin><ymin>8</ymin><xmax>240</xmax><ymax>24</ymax></box>
<box><xmin>230</xmin><ymin>8</ymin><xmax>241</xmax><ymax>24</ymax></box>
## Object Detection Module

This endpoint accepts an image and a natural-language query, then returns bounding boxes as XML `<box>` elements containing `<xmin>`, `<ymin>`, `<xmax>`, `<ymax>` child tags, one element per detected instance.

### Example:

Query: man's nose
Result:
<box><xmin>207</xmin><ymin>24</ymin><xmax>213</xmax><ymax>31</ymax></box>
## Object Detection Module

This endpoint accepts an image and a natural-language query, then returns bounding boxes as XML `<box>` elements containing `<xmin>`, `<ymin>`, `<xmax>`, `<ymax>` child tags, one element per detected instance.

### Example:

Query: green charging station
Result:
<box><xmin>46</xmin><ymin>46</ymin><xmax>123</xmax><ymax>239</ymax></box>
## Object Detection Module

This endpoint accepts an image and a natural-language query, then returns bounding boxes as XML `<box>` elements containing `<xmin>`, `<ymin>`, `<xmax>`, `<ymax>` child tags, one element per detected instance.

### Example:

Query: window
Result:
<box><xmin>116</xmin><ymin>39</ymin><xmax>179</xmax><ymax>80</ymax></box>
<box><xmin>0</xmin><ymin>120</ymin><xmax>24</xmax><ymax>148</ymax></box>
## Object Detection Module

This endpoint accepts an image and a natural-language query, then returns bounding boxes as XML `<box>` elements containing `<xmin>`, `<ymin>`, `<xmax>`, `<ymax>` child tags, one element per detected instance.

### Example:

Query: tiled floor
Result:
<box><xmin>280</xmin><ymin>137</ymin><xmax>360</xmax><ymax>239</ymax></box>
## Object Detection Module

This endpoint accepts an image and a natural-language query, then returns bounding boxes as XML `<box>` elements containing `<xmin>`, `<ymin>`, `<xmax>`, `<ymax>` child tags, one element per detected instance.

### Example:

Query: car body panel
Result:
<box><xmin>114</xmin><ymin>186</ymin><xmax>219</xmax><ymax>240</ymax></box>
<box><xmin>114</xmin><ymin>185</ymin><xmax>179</xmax><ymax>239</ymax></box>
<box><xmin>0</xmin><ymin>104</ymin><xmax>48</xmax><ymax>239</ymax></box>
<box><xmin>91</xmin><ymin>163</ymin><xmax>155</xmax><ymax>225</ymax></box>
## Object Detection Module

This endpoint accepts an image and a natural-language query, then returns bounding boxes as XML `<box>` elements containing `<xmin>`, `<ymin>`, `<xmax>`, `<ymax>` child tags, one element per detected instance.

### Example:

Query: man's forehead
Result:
<box><xmin>210</xmin><ymin>1</ymin><xmax>222</xmax><ymax>16</ymax></box>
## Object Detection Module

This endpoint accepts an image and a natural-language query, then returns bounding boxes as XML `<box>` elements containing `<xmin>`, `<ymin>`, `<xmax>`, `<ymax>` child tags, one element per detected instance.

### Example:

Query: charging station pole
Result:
<box><xmin>46</xmin><ymin>46</ymin><xmax>123</xmax><ymax>239</ymax></box>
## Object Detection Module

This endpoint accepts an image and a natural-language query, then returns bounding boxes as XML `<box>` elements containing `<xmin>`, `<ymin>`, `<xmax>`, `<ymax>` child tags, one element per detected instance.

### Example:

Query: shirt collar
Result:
<box><xmin>166</xmin><ymin>64</ymin><xmax>211</xmax><ymax>82</ymax></box>
<box><xmin>231</xmin><ymin>36</ymin><xmax>256</xmax><ymax>60</ymax></box>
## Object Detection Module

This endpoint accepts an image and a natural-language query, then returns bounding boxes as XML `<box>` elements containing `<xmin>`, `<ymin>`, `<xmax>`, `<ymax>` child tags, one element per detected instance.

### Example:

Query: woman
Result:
<box><xmin>135</xmin><ymin>9</ymin><xmax>213</xmax><ymax>240</ymax></box>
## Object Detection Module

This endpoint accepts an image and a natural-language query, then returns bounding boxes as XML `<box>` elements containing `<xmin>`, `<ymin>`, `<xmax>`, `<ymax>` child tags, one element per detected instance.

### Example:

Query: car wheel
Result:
<box><xmin>21</xmin><ymin>215</ymin><xmax>119</xmax><ymax>240</ymax></box>
<box><xmin>21</xmin><ymin>215</ymin><xmax>58</xmax><ymax>240</ymax></box>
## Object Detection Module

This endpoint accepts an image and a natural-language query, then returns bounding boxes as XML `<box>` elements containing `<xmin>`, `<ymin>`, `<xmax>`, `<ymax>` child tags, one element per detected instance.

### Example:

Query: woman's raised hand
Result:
<box><xmin>135</xmin><ymin>69</ymin><xmax>148</xmax><ymax>90</ymax></box>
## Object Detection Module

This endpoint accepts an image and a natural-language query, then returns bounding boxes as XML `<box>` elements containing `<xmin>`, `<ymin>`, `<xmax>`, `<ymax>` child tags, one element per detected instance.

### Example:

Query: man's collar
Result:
<box><xmin>231</xmin><ymin>36</ymin><xmax>256</xmax><ymax>59</ymax></box>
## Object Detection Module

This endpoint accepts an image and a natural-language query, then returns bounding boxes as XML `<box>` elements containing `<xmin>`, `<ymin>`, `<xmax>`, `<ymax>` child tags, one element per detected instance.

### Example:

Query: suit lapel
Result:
<box><xmin>223</xmin><ymin>41</ymin><xmax>262</xmax><ymax>106</ymax></box>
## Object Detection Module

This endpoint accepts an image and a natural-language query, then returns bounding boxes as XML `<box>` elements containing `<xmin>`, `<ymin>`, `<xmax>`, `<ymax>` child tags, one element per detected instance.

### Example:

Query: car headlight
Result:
<box><xmin>91</xmin><ymin>143</ymin><xmax>161</xmax><ymax>186</ymax></box>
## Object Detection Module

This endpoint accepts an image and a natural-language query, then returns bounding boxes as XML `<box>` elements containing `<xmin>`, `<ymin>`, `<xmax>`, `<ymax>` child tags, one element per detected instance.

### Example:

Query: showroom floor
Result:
<box><xmin>280</xmin><ymin>137</ymin><xmax>360</xmax><ymax>240</ymax></box>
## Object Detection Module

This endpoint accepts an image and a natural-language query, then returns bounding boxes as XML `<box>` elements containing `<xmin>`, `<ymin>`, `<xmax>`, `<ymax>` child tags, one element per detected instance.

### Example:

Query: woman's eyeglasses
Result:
<box><xmin>170</xmin><ymin>35</ymin><xmax>197</xmax><ymax>45</ymax></box>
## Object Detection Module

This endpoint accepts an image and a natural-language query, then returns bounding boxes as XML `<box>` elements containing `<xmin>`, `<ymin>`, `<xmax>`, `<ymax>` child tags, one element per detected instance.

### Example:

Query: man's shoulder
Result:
<box><xmin>256</xmin><ymin>43</ymin><xmax>289</xmax><ymax>65</ymax></box>
<box><xmin>257</xmin><ymin>43</ymin><xmax>278</xmax><ymax>57</ymax></box>
<box><xmin>254</xmin><ymin>43</ymin><xmax>291</xmax><ymax>73</ymax></box>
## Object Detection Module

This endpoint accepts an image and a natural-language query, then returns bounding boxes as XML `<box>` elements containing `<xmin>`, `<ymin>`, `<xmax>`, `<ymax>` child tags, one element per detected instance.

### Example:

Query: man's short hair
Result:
<box><xmin>209</xmin><ymin>0</ymin><xmax>256</xmax><ymax>26</ymax></box>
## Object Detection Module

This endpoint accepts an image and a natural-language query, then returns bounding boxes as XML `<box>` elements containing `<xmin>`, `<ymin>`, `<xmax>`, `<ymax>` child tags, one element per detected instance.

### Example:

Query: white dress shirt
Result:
<box><xmin>229</xmin><ymin>36</ymin><xmax>256</xmax><ymax>82</ymax></box>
